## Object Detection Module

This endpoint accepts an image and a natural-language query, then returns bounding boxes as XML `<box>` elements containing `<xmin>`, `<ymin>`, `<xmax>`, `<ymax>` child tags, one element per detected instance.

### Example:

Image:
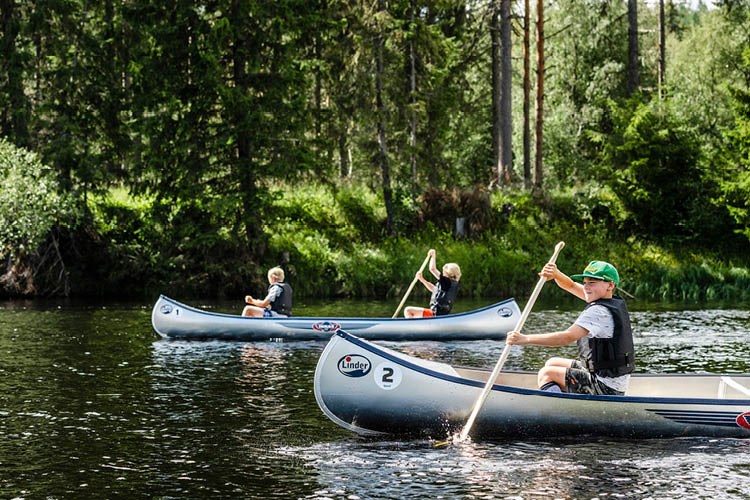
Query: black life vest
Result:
<box><xmin>429</xmin><ymin>274</ymin><xmax>459</xmax><ymax>316</ymax></box>
<box><xmin>576</xmin><ymin>296</ymin><xmax>635</xmax><ymax>378</ymax></box>
<box><xmin>269</xmin><ymin>282</ymin><xmax>293</xmax><ymax>316</ymax></box>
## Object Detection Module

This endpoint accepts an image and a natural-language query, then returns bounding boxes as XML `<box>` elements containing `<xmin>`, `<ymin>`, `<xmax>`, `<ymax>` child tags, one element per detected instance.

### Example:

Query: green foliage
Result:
<box><xmin>334</xmin><ymin>241</ymin><xmax>408</xmax><ymax>299</ymax></box>
<box><xmin>334</xmin><ymin>184</ymin><xmax>387</xmax><ymax>241</ymax></box>
<box><xmin>632</xmin><ymin>258</ymin><xmax>750</xmax><ymax>302</ymax></box>
<box><xmin>666</xmin><ymin>9</ymin><xmax>747</xmax><ymax>161</ymax></box>
<box><xmin>722</xmin><ymin>47</ymin><xmax>750</xmax><ymax>241</ymax></box>
<box><xmin>542</xmin><ymin>1</ymin><xmax>630</xmax><ymax>184</ymax></box>
<box><xmin>268</xmin><ymin>225</ymin><xmax>339</xmax><ymax>297</ymax></box>
<box><xmin>15</xmin><ymin>175</ymin><xmax>747</xmax><ymax>303</ymax></box>
<box><xmin>604</xmin><ymin>101</ymin><xmax>729</xmax><ymax>244</ymax></box>
<box><xmin>0</xmin><ymin>139</ymin><xmax>74</xmax><ymax>257</ymax></box>
<box><xmin>81</xmin><ymin>189</ymin><xmax>161</xmax><ymax>294</ymax></box>
<box><xmin>256</xmin><ymin>182</ymin><xmax>581</xmax><ymax>300</ymax></box>
<box><xmin>2</xmin><ymin>1</ymin><xmax>750</xmax><ymax>302</ymax></box>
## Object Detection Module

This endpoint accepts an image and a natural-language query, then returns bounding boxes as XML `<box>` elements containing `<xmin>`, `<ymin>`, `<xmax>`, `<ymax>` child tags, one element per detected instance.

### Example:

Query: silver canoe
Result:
<box><xmin>151</xmin><ymin>294</ymin><xmax>521</xmax><ymax>341</ymax></box>
<box><xmin>314</xmin><ymin>330</ymin><xmax>750</xmax><ymax>440</ymax></box>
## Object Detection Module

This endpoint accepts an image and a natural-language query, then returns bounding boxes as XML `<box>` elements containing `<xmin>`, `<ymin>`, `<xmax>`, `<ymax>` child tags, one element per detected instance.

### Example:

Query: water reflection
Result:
<box><xmin>286</xmin><ymin>437</ymin><xmax>750</xmax><ymax>499</ymax></box>
<box><xmin>1</xmin><ymin>301</ymin><xmax>749</xmax><ymax>498</ymax></box>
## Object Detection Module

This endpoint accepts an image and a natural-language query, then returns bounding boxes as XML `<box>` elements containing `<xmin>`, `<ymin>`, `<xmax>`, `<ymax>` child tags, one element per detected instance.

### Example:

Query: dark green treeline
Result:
<box><xmin>1</xmin><ymin>1</ymin><xmax>750</xmax><ymax>300</ymax></box>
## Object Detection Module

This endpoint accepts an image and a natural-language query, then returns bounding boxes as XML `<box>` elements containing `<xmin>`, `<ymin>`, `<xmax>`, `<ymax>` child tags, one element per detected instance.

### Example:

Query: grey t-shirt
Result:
<box><xmin>575</xmin><ymin>305</ymin><xmax>630</xmax><ymax>393</ymax></box>
<box><xmin>263</xmin><ymin>283</ymin><xmax>283</xmax><ymax>304</ymax></box>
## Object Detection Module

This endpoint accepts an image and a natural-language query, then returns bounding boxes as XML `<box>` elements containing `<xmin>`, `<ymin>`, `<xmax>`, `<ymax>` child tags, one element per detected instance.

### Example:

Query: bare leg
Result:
<box><xmin>404</xmin><ymin>306</ymin><xmax>423</xmax><ymax>318</ymax></box>
<box><xmin>537</xmin><ymin>358</ymin><xmax>573</xmax><ymax>389</ymax></box>
<box><xmin>545</xmin><ymin>357</ymin><xmax>573</xmax><ymax>369</ymax></box>
<box><xmin>242</xmin><ymin>305</ymin><xmax>264</xmax><ymax>317</ymax></box>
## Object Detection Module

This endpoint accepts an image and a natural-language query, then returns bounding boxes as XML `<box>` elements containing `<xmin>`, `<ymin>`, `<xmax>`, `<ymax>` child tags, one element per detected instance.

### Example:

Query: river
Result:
<box><xmin>1</xmin><ymin>297</ymin><xmax>749</xmax><ymax>498</ymax></box>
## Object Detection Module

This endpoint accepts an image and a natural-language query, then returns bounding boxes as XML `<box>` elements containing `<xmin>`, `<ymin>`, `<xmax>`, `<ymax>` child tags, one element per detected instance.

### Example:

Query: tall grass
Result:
<box><xmin>262</xmin><ymin>182</ymin><xmax>750</xmax><ymax>304</ymax></box>
<box><xmin>84</xmin><ymin>181</ymin><xmax>750</xmax><ymax>303</ymax></box>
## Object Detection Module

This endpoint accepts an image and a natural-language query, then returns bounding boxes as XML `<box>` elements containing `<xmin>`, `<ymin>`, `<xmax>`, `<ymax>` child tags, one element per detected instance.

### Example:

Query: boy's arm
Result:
<box><xmin>427</xmin><ymin>249</ymin><xmax>440</xmax><ymax>279</ymax></box>
<box><xmin>542</xmin><ymin>263</ymin><xmax>586</xmax><ymax>301</ymax></box>
<box><xmin>416</xmin><ymin>272</ymin><xmax>436</xmax><ymax>292</ymax></box>
<box><xmin>506</xmin><ymin>323</ymin><xmax>589</xmax><ymax>347</ymax></box>
<box><xmin>247</xmin><ymin>286</ymin><xmax>278</xmax><ymax>308</ymax></box>
<box><xmin>247</xmin><ymin>294</ymin><xmax>272</xmax><ymax>308</ymax></box>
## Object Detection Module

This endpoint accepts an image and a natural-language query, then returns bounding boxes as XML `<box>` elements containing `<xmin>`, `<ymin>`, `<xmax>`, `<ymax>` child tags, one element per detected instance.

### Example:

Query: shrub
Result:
<box><xmin>605</xmin><ymin>101</ymin><xmax>731</xmax><ymax>244</ymax></box>
<box><xmin>0</xmin><ymin>139</ymin><xmax>73</xmax><ymax>258</ymax></box>
<box><xmin>0</xmin><ymin>139</ymin><xmax>75</xmax><ymax>295</ymax></box>
<box><xmin>418</xmin><ymin>187</ymin><xmax>496</xmax><ymax>237</ymax></box>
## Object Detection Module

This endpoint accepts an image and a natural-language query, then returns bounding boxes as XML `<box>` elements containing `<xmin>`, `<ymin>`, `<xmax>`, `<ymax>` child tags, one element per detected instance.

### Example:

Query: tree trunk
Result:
<box><xmin>0</xmin><ymin>0</ymin><xmax>29</xmax><ymax>145</ymax></box>
<box><xmin>627</xmin><ymin>0</ymin><xmax>640</xmax><ymax>95</ymax></box>
<box><xmin>491</xmin><ymin>2</ymin><xmax>501</xmax><ymax>185</ymax></box>
<box><xmin>490</xmin><ymin>0</ymin><xmax>513</xmax><ymax>188</ymax></box>
<box><xmin>338</xmin><ymin>124</ymin><xmax>352</xmax><ymax>178</ymax></box>
<box><xmin>315</xmin><ymin>32</ymin><xmax>323</xmax><ymax>154</ymax></box>
<box><xmin>375</xmin><ymin>0</ymin><xmax>395</xmax><ymax>235</ymax></box>
<box><xmin>231</xmin><ymin>0</ymin><xmax>265</xmax><ymax>258</ymax></box>
<box><xmin>409</xmin><ymin>1</ymin><xmax>418</xmax><ymax>191</ymax></box>
<box><xmin>499</xmin><ymin>0</ymin><xmax>513</xmax><ymax>186</ymax></box>
<box><xmin>658</xmin><ymin>0</ymin><xmax>665</xmax><ymax>100</ymax></box>
<box><xmin>523</xmin><ymin>0</ymin><xmax>531</xmax><ymax>189</ymax></box>
<box><xmin>534</xmin><ymin>0</ymin><xmax>544</xmax><ymax>192</ymax></box>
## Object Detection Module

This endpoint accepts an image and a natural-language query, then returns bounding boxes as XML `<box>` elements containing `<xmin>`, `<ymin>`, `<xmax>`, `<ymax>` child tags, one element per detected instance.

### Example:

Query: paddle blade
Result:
<box><xmin>432</xmin><ymin>431</ymin><xmax>469</xmax><ymax>448</ymax></box>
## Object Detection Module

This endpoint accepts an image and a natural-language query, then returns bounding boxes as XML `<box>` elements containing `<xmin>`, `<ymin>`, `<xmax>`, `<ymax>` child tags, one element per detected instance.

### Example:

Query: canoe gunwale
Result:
<box><xmin>151</xmin><ymin>294</ymin><xmax>521</xmax><ymax>341</ymax></box>
<box><xmin>330</xmin><ymin>330</ymin><xmax>750</xmax><ymax>407</ymax></box>
<box><xmin>154</xmin><ymin>294</ymin><xmax>519</xmax><ymax>322</ymax></box>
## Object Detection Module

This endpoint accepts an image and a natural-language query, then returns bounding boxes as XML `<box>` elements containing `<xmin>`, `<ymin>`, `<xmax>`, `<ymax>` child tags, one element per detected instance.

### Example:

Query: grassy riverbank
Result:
<box><xmin>77</xmin><ymin>182</ymin><xmax>750</xmax><ymax>304</ymax></box>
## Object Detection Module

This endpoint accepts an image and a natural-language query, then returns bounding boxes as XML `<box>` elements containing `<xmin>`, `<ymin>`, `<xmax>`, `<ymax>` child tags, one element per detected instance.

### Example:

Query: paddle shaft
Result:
<box><xmin>457</xmin><ymin>241</ymin><xmax>565</xmax><ymax>442</ymax></box>
<box><xmin>392</xmin><ymin>253</ymin><xmax>433</xmax><ymax>318</ymax></box>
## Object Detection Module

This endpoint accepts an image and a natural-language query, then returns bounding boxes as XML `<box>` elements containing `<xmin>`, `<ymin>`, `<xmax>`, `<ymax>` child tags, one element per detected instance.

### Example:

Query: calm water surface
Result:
<box><xmin>1</xmin><ymin>297</ymin><xmax>749</xmax><ymax>499</ymax></box>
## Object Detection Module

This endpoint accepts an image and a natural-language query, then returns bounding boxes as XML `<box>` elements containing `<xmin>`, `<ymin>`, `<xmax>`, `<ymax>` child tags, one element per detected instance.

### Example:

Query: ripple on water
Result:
<box><xmin>1</xmin><ymin>303</ymin><xmax>749</xmax><ymax>498</ymax></box>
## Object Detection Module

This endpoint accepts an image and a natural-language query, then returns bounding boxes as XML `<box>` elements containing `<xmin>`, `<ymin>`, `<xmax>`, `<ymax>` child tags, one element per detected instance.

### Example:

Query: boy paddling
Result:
<box><xmin>506</xmin><ymin>260</ymin><xmax>635</xmax><ymax>395</ymax></box>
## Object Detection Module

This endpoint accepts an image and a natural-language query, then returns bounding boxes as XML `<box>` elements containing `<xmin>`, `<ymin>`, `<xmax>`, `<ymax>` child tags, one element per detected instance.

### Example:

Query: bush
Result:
<box><xmin>335</xmin><ymin>184</ymin><xmax>385</xmax><ymax>241</ymax></box>
<box><xmin>605</xmin><ymin>101</ymin><xmax>731</xmax><ymax>244</ymax></box>
<box><xmin>0</xmin><ymin>139</ymin><xmax>75</xmax><ymax>296</ymax></box>
<box><xmin>418</xmin><ymin>187</ymin><xmax>496</xmax><ymax>237</ymax></box>
<box><xmin>0</xmin><ymin>139</ymin><xmax>73</xmax><ymax>258</ymax></box>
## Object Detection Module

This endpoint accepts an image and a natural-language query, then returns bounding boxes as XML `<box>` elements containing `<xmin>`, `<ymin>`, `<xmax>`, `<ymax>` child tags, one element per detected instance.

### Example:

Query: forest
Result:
<box><xmin>1</xmin><ymin>0</ymin><xmax>750</xmax><ymax>303</ymax></box>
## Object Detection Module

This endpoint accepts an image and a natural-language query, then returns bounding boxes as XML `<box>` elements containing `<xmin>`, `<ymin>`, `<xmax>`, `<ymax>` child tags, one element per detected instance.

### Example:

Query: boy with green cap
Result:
<box><xmin>506</xmin><ymin>260</ymin><xmax>635</xmax><ymax>395</ymax></box>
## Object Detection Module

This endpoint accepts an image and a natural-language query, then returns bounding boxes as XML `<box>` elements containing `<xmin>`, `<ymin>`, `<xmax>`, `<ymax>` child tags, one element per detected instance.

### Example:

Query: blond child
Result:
<box><xmin>242</xmin><ymin>267</ymin><xmax>293</xmax><ymax>317</ymax></box>
<box><xmin>404</xmin><ymin>249</ymin><xmax>461</xmax><ymax>318</ymax></box>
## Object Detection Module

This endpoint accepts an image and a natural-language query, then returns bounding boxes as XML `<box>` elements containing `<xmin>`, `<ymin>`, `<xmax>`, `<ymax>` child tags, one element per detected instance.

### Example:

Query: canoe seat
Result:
<box><xmin>718</xmin><ymin>376</ymin><xmax>750</xmax><ymax>399</ymax></box>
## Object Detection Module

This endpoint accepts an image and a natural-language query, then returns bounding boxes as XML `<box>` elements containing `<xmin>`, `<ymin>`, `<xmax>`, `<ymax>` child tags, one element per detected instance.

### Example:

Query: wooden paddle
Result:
<box><xmin>392</xmin><ymin>252</ymin><xmax>432</xmax><ymax>318</ymax></box>
<box><xmin>451</xmin><ymin>241</ymin><xmax>565</xmax><ymax>444</ymax></box>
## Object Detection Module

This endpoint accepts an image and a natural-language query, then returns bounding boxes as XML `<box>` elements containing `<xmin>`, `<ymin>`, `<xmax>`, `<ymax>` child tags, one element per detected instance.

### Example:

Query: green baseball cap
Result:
<box><xmin>571</xmin><ymin>260</ymin><xmax>620</xmax><ymax>286</ymax></box>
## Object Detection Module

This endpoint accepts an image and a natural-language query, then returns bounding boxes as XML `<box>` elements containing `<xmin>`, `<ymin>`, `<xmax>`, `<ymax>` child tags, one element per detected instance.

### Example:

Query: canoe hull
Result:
<box><xmin>314</xmin><ymin>330</ymin><xmax>750</xmax><ymax>440</ymax></box>
<box><xmin>151</xmin><ymin>295</ymin><xmax>521</xmax><ymax>341</ymax></box>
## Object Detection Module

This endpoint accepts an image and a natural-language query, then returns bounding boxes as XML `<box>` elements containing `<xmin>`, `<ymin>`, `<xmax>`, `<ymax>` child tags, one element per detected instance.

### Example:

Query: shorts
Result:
<box><xmin>262</xmin><ymin>309</ymin><xmax>288</xmax><ymax>318</ymax></box>
<box><xmin>565</xmin><ymin>360</ymin><xmax>624</xmax><ymax>396</ymax></box>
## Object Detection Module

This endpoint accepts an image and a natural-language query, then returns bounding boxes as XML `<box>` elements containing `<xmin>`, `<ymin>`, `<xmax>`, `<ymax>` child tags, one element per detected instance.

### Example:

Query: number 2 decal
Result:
<box><xmin>374</xmin><ymin>362</ymin><xmax>402</xmax><ymax>391</ymax></box>
<box><xmin>381</xmin><ymin>367</ymin><xmax>394</xmax><ymax>384</ymax></box>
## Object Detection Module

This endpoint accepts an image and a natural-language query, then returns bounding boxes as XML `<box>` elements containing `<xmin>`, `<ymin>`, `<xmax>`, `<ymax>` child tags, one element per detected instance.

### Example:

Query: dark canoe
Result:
<box><xmin>151</xmin><ymin>294</ymin><xmax>521</xmax><ymax>341</ymax></box>
<box><xmin>314</xmin><ymin>330</ymin><xmax>750</xmax><ymax>440</ymax></box>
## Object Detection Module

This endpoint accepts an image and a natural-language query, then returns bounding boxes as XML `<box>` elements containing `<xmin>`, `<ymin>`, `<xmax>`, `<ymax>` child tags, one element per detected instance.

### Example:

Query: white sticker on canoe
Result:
<box><xmin>374</xmin><ymin>362</ymin><xmax>402</xmax><ymax>391</ymax></box>
<box><xmin>337</xmin><ymin>355</ymin><xmax>371</xmax><ymax>377</ymax></box>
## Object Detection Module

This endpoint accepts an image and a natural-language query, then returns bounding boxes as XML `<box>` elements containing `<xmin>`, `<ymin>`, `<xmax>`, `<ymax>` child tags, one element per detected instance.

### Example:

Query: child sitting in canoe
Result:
<box><xmin>506</xmin><ymin>260</ymin><xmax>634</xmax><ymax>395</ymax></box>
<box><xmin>242</xmin><ymin>267</ymin><xmax>293</xmax><ymax>318</ymax></box>
<box><xmin>404</xmin><ymin>249</ymin><xmax>461</xmax><ymax>318</ymax></box>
